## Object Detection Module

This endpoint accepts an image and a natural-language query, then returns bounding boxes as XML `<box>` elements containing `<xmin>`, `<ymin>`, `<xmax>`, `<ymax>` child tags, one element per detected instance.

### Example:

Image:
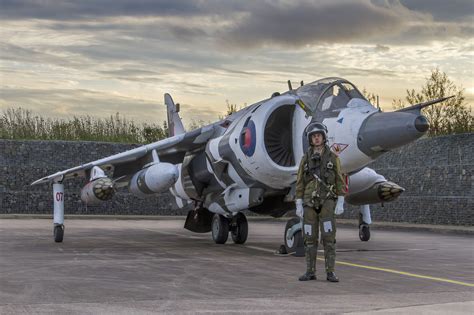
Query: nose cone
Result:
<box><xmin>358</xmin><ymin>112</ymin><xmax>429</xmax><ymax>158</ymax></box>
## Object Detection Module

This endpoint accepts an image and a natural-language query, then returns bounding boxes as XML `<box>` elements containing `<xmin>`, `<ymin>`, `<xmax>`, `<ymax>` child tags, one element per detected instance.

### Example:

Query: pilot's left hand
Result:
<box><xmin>335</xmin><ymin>196</ymin><xmax>345</xmax><ymax>215</ymax></box>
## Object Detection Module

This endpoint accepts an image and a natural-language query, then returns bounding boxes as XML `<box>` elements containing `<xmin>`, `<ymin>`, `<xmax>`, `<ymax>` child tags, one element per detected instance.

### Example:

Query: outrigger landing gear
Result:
<box><xmin>53</xmin><ymin>224</ymin><xmax>64</xmax><ymax>243</ymax></box>
<box><xmin>52</xmin><ymin>182</ymin><xmax>65</xmax><ymax>243</ymax></box>
<box><xmin>359</xmin><ymin>204</ymin><xmax>372</xmax><ymax>242</ymax></box>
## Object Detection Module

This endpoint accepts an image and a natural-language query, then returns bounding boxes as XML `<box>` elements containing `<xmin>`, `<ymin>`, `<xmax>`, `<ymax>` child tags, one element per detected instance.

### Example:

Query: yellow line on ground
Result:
<box><xmin>140</xmin><ymin>229</ymin><xmax>473</xmax><ymax>287</ymax></box>
<box><xmin>315</xmin><ymin>258</ymin><xmax>474</xmax><ymax>287</ymax></box>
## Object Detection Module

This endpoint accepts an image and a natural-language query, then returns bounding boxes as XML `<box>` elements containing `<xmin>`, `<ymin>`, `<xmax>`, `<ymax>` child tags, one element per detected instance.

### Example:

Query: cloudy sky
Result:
<box><xmin>1</xmin><ymin>0</ymin><xmax>473</xmax><ymax>126</ymax></box>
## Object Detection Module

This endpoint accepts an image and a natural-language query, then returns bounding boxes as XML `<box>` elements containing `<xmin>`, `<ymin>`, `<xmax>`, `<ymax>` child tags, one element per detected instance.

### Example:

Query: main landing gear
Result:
<box><xmin>183</xmin><ymin>203</ymin><xmax>248</xmax><ymax>245</ymax></box>
<box><xmin>211</xmin><ymin>213</ymin><xmax>248</xmax><ymax>245</ymax></box>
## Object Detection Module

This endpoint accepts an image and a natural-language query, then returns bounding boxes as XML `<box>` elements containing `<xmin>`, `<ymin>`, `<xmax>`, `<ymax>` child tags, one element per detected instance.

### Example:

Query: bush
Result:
<box><xmin>0</xmin><ymin>108</ymin><xmax>167</xmax><ymax>143</ymax></box>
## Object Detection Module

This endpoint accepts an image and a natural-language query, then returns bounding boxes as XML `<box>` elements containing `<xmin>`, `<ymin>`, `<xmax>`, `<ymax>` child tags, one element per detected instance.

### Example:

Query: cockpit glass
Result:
<box><xmin>296</xmin><ymin>78</ymin><xmax>366</xmax><ymax>118</ymax></box>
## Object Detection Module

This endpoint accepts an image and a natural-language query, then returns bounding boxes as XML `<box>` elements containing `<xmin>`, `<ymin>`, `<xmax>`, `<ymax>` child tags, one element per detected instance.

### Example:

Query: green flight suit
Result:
<box><xmin>295</xmin><ymin>145</ymin><xmax>345</xmax><ymax>273</ymax></box>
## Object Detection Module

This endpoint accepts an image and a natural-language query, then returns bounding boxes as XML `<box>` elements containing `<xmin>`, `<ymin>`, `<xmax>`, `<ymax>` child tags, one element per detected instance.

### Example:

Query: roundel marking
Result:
<box><xmin>240</xmin><ymin>119</ymin><xmax>256</xmax><ymax>157</ymax></box>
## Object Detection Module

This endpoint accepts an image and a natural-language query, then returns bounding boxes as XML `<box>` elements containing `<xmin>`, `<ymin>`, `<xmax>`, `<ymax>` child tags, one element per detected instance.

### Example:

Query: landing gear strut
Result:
<box><xmin>358</xmin><ymin>205</ymin><xmax>371</xmax><ymax>242</ymax></box>
<box><xmin>53</xmin><ymin>182</ymin><xmax>65</xmax><ymax>243</ymax></box>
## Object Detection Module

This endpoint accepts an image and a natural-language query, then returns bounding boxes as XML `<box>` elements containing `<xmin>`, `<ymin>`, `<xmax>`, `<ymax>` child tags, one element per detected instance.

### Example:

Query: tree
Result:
<box><xmin>392</xmin><ymin>68</ymin><xmax>473</xmax><ymax>136</ymax></box>
<box><xmin>218</xmin><ymin>100</ymin><xmax>243</xmax><ymax>120</ymax></box>
<box><xmin>361</xmin><ymin>88</ymin><xmax>378</xmax><ymax>107</ymax></box>
<box><xmin>225</xmin><ymin>100</ymin><xmax>239</xmax><ymax>116</ymax></box>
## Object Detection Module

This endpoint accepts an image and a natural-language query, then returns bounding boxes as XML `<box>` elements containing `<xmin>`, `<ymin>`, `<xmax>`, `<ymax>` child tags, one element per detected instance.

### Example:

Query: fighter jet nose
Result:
<box><xmin>414</xmin><ymin>115</ymin><xmax>429</xmax><ymax>132</ymax></box>
<box><xmin>358</xmin><ymin>111</ymin><xmax>430</xmax><ymax>159</ymax></box>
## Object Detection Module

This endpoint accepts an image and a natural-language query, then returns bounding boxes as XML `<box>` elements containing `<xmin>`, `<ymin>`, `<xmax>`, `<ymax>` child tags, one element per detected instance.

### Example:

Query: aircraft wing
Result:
<box><xmin>31</xmin><ymin>124</ymin><xmax>218</xmax><ymax>186</ymax></box>
<box><xmin>395</xmin><ymin>96</ymin><xmax>454</xmax><ymax>113</ymax></box>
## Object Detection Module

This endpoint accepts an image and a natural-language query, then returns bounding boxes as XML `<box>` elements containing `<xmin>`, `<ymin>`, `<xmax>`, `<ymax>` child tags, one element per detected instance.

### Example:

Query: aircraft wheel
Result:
<box><xmin>359</xmin><ymin>224</ymin><xmax>370</xmax><ymax>242</ymax></box>
<box><xmin>231</xmin><ymin>213</ymin><xmax>248</xmax><ymax>244</ymax></box>
<box><xmin>212</xmin><ymin>214</ymin><xmax>229</xmax><ymax>244</ymax></box>
<box><xmin>53</xmin><ymin>224</ymin><xmax>64</xmax><ymax>243</ymax></box>
<box><xmin>284</xmin><ymin>218</ymin><xmax>303</xmax><ymax>253</ymax></box>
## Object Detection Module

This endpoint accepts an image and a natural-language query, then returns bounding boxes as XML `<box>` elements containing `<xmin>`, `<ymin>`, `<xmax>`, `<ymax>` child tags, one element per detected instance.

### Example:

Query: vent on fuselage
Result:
<box><xmin>264</xmin><ymin>105</ymin><xmax>295</xmax><ymax>167</ymax></box>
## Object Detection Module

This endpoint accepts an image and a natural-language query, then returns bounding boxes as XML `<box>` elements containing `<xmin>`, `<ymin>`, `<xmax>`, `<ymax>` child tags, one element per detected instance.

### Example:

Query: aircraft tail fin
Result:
<box><xmin>164</xmin><ymin>93</ymin><xmax>186</xmax><ymax>137</ymax></box>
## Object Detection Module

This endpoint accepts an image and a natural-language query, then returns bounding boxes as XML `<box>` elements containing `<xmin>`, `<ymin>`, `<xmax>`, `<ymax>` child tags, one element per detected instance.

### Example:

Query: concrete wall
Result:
<box><xmin>1</xmin><ymin>134</ymin><xmax>472</xmax><ymax>225</ymax></box>
<box><xmin>341</xmin><ymin>133</ymin><xmax>473</xmax><ymax>226</ymax></box>
<box><xmin>0</xmin><ymin>141</ymin><xmax>186</xmax><ymax>216</ymax></box>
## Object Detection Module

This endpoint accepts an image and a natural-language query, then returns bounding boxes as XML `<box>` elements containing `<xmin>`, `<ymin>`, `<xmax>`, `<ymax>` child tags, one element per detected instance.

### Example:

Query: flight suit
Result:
<box><xmin>295</xmin><ymin>145</ymin><xmax>345</xmax><ymax>274</ymax></box>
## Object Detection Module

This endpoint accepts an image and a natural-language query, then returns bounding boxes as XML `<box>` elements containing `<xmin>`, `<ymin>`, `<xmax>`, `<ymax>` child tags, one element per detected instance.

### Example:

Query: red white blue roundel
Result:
<box><xmin>240</xmin><ymin>119</ymin><xmax>256</xmax><ymax>157</ymax></box>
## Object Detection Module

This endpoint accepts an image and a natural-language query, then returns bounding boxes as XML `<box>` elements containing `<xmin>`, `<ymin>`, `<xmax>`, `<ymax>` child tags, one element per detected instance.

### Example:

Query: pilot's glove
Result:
<box><xmin>295</xmin><ymin>199</ymin><xmax>304</xmax><ymax>219</ymax></box>
<box><xmin>335</xmin><ymin>196</ymin><xmax>345</xmax><ymax>215</ymax></box>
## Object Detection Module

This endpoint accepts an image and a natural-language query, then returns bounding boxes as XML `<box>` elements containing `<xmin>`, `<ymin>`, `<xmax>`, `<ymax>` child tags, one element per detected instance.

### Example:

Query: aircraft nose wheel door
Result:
<box><xmin>211</xmin><ymin>214</ymin><xmax>230</xmax><ymax>244</ymax></box>
<box><xmin>230</xmin><ymin>212</ymin><xmax>248</xmax><ymax>244</ymax></box>
<box><xmin>284</xmin><ymin>218</ymin><xmax>304</xmax><ymax>255</ymax></box>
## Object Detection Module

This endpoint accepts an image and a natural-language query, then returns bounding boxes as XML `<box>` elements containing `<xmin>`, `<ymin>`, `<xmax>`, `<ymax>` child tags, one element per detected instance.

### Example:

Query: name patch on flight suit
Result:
<box><xmin>304</xmin><ymin>224</ymin><xmax>312</xmax><ymax>236</ymax></box>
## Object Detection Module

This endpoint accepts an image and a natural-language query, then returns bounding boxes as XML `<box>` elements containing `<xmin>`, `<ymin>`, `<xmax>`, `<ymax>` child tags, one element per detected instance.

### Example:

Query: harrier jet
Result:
<box><xmin>32</xmin><ymin>77</ymin><xmax>450</xmax><ymax>253</ymax></box>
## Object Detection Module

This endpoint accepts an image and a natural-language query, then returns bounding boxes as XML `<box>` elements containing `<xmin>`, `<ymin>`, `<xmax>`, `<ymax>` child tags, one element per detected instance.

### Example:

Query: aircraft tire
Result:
<box><xmin>54</xmin><ymin>224</ymin><xmax>64</xmax><ymax>243</ymax></box>
<box><xmin>359</xmin><ymin>224</ymin><xmax>370</xmax><ymax>241</ymax></box>
<box><xmin>212</xmin><ymin>214</ymin><xmax>229</xmax><ymax>244</ymax></box>
<box><xmin>231</xmin><ymin>213</ymin><xmax>248</xmax><ymax>244</ymax></box>
<box><xmin>284</xmin><ymin>218</ymin><xmax>303</xmax><ymax>253</ymax></box>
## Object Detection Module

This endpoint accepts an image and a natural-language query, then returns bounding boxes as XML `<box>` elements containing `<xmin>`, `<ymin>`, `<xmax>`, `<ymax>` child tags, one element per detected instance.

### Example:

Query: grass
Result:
<box><xmin>0</xmin><ymin>107</ymin><xmax>168</xmax><ymax>143</ymax></box>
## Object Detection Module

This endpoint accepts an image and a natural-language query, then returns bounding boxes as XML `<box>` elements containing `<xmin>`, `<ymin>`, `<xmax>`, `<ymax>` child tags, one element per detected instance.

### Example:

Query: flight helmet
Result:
<box><xmin>306</xmin><ymin>122</ymin><xmax>328</xmax><ymax>144</ymax></box>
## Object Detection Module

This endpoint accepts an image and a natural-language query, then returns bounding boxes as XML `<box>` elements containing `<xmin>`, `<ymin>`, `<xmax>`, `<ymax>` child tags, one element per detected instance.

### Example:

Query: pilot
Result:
<box><xmin>295</xmin><ymin>122</ymin><xmax>346</xmax><ymax>282</ymax></box>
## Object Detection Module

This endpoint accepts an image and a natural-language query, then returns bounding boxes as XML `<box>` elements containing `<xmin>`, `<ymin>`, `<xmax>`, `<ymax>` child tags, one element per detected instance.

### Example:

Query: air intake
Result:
<box><xmin>264</xmin><ymin>105</ymin><xmax>295</xmax><ymax>167</ymax></box>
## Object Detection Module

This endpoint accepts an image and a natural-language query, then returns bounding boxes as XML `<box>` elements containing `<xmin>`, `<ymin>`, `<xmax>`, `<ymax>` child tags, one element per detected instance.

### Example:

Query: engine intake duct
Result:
<box><xmin>264</xmin><ymin>105</ymin><xmax>295</xmax><ymax>167</ymax></box>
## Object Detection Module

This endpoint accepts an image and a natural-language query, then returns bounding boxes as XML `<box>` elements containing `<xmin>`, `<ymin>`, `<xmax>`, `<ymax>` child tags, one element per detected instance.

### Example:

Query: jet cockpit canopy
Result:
<box><xmin>296</xmin><ymin>77</ymin><xmax>368</xmax><ymax>119</ymax></box>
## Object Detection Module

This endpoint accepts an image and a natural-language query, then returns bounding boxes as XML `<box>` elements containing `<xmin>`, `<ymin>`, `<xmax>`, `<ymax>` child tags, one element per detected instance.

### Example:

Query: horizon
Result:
<box><xmin>1</xmin><ymin>0</ymin><xmax>473</xmax><ymax>126</ymax></box>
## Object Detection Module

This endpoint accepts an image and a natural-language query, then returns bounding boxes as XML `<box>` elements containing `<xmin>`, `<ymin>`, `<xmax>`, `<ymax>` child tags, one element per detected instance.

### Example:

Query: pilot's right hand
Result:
<box><xmin>296</xmin><ymin>199</ymin><xmax>304</xmax><ymax>219</ymax></box>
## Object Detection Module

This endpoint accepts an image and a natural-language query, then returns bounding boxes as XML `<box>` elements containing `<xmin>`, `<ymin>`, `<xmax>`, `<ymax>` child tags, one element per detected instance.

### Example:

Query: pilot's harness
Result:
<box><xmin>304</xmin><ymin>150</ymin><xmax>337</xmax><ymax>205</ymax></box>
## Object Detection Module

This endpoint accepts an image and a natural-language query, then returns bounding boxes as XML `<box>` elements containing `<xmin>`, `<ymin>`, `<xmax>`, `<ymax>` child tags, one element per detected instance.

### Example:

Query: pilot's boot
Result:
<box><xmin>299</xmin><ymin>271</ymin><xmax>316</xmax><ymax>281</ymax></box>
<box><xmin>326</xmin><ymin>272</ymin><xmax>339</xmax><ymax>282</ymax></box>
<box><xmin>299</xmin><ymin>245</ymin><xmax>317</xmax><ymax>281</ymax></box>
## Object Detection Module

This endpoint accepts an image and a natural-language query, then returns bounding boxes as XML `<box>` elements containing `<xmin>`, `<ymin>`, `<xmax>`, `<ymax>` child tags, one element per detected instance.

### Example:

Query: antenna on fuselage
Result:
<box><xmin>300</xmin><ymin>80</ymin><xmax>304</xmax><ymax>86</ymax></box>
<box><xmin>287</xmin><ymin>80</ymin><xmax>293</xmax><ymax>91</ymax></box>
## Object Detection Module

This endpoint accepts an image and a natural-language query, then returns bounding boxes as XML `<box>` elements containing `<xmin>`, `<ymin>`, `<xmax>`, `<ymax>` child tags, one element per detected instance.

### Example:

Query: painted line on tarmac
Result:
<box><xmin>329</xmin><ymin>258</ymin><xmax>474</xmax><ymax>287</ymax></box>
<box><xmin>143</xmin><ymin>228</ymin><xmax>474</xmax><ymax>287</ymax></box>
<box><xmin>244</xmin><ymin>245</ymin><xmax>474</xmax><ymax>287</ymax></box>
<box><xmin>244</xmin><ymin>245</ymin><xmax>276</xmax><ymax>253</ymax></box>
<box><xmin>142</xmin><ymin>228</ymin><xmax>204</xmax><ymax>239</ymax></box>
